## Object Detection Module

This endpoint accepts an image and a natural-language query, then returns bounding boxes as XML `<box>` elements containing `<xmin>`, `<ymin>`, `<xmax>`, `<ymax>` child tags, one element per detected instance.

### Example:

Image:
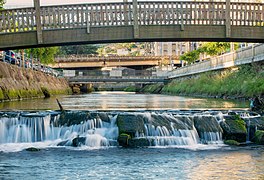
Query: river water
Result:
<box><xmin>0</xmin><ymin>92</ymin><xmax>263</xmax><ymax>179</ymax></box>
<box><xmin>0</xmin><ymin>91</ymin><xmax>248</xmax><ymax>110</ymax></box>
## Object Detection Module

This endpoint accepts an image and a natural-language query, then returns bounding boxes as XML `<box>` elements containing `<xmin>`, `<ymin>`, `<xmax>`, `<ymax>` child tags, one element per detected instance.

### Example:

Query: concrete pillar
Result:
<box><xmin>225</xmin><ymin>0</ymin><xmax>231</xmax><ymax>38</ymax></box>
<box><xmin>34</xmin><ymin>0</ymin><xmax>43</xmax><ymax>44</ymax></box>
<box><xmin>132</xmin><ymin>0</ymin><xmax>139</xmax><ymax>39</ymax></box>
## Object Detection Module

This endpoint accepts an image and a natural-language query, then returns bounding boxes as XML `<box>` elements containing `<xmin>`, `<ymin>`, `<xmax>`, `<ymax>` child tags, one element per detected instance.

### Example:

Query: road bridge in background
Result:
<box><xmin>51</xmin><ymin>55</ymin><xmax>180</xmax><ymax>69</ymax></box>
<box><xmin>68</xmin><ymin>76</ymin><xmax>166</xmax><ymax>84</ymax></box>
<box><xmin>0</xmin><ymin>0</ymin><xmax>264</xmax><ymax>50</ymax></box>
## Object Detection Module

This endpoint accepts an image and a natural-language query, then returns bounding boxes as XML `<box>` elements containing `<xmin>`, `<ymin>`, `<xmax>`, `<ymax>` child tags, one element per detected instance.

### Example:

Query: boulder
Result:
<box><xmin>128</xmin><ymin>138</ymin><xmax>150</xmax><ymax>147</ymax></box>
<box><xmin>220</xmin><ymin>115</ymin><xmax>247</xmax><ymax>143</ymax></box>
<box><xmin>193</xmin><ymin>116</ymin><xmax>222</xmax><ymax>141</ymax></box>
<box><xmin>252</xmin><ymin>130</ymin><xmax>264</xmax><ymax>145</ymax></box>
<box><xmin>117</xmin><ymin>114</ymin><xmax>145</xmax><ymax>137</ymax></box>
<box><xmin>118</xmin><ymin>133</ymin><xmax>150</xmax><ymax>148</ymax></box>
<box><xmin>55</xmin><ymin>111</ymin><xmax>111</xmax><ymax>127</ymax></box>
<box><xmin>72</xmin><ymin>136</ymin><xmax>86</xmax><ymax>147</ymax></box>
<box><xmin>242</xmin><ymin>116</ymin><xmax>264</xmax><ymax>141</ymax></box>
<box><xmin>25</xmin><ymin>147</ymin><xmax>41</xmax><ymax>152</ymax></box>
<box><xmin>56</xmin><ymin>111</ymin><xmax>90</xmax><ymax>126</ymax></box>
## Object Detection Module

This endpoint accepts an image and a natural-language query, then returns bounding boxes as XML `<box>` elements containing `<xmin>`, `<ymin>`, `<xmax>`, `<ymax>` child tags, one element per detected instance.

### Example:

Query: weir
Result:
<box><xmin>0</xmin><ymin>110</ymin><xmax>262</xmax><ymax>152</ymax></box>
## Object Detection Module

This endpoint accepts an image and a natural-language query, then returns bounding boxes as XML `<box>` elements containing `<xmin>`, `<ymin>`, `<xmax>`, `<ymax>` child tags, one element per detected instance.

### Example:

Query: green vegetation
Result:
<box><xmin>253</xmin><ymin>130</ymin><xmax>264</xmax><ymax>145</ymax></box>
<box><xmin>28</xmin><ymin>47</ymin><xmax>59</xmax><ymax>65</ymax></box>
<box><xmin>224</xmin><ymin>140</ymin><xmax>240</xmax><ymax>146</ymax></box>
<box><xmin>0</xmin><ymin>0</ymin><xmax>5</xmax><ymax>10</ymax></box>
<box><xmin>59</xmin><ymin>45</ymin><xmax>99</xmax><ymax>55</ymax></box>
<box><xmin>180</xmin><ymin>42</ymin><xmax>239</xmax><ymax>64</ymax></box>
<box><xmin>162</xmin><ymin>64</ymin><xmax>264</xmax><ymax>98</ymax></box>
<box><xmin>140</xmin><ymin>84</ymin><xmax>164</xmax><ymax>94</ymax></box>
<box><xmin>124</xmin><ymin>86</ymin><xmax>137</xmax><ymax>92</ymax></box>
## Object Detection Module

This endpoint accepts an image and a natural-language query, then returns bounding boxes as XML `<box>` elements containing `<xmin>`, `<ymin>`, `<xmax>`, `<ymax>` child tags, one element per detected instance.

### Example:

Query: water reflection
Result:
<box><xmin>189</xmin><ymin>151</ymin><xmax>264</xmax><ymax>179</ymax></box>
<box><xmin>0</xmin><ymin>91</ymin><xmax>248</xmax><ymax>110</ymax></box>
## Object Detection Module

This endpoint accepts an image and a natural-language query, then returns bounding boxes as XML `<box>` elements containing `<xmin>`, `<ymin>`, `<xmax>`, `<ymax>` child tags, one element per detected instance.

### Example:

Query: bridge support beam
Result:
<box><xmin>34</xmin><ymin>0</ymin><xmax>43</xmax><ymax>44</ymax></box>
<box><xmin>225</xmin><ymin>0</ymin><xmax>231</xmax><ymax>38</ymax></box>
<box><xmin>133</xmin><ymin>0</ymin><xmax>140</xmax><ymax>39</ymax></box>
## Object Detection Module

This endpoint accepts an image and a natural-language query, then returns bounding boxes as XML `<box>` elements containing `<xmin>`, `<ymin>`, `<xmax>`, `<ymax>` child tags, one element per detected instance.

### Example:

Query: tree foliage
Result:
<box><xmin>180</xmin><ymin>50</ymin><xmax>200</xmax><ymax>64</ymax></box>
<box><xmin>180</xmin><ymin>42</ymin><xmax>239</xmax><ymax>64</ymax></box>
<box><xmin>0</xmin><ymin>0</ymin><xmax>5</xmax><ymax>10</ymax></box>
<box><xmin>59</xmin><ymin>45</ymin><xmax>98</xmax><ymax>55</ymax></box>
<box><xmin>28</xmin><ymin>47</ymin><xmax>59</xmax><ymax>64</ymax></box>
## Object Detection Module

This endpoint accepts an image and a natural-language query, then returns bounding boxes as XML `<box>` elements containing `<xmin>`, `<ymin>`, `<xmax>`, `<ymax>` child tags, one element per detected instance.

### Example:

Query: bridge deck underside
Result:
<box><xmin>1</xmin><ymin>25</ymin><xmax>264</xmax><ymax>50</ymax></box>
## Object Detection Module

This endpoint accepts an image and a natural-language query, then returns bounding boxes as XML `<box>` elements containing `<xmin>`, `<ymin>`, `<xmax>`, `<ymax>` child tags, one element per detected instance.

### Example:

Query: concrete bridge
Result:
<box><xmin>68</xmin><ymin>76</ymin><xmax>166</xmax><ymax>84</ymax></box>
<box><xmin>1</xmin><ymin>0</ymin><xmax>264</xmax><ymax>50</ymax></box>
<box><xmin>51</xmin><ymin>55</ymin><xmax>180</xmax><ymax>68</ymax></box>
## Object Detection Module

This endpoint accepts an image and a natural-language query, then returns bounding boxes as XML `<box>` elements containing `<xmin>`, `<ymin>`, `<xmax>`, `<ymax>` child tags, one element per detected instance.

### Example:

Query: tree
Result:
<box><xmin>28</xmin><ymin>47</ymin><xmax>59</xmax><ymax>64</ymax></box>
<box><xmin>180</xmin><ymin>42</ymin><xmax>239</xmax><ymax>64</ymax></box>
<box><xmin>180</xmin><ymin>50</ymin><xmax>200</xmax><ymax>64</ymax></box>
<box><xmin>59</xmin><ymin>45</ymin><xmax>98</xmax><ymax>55</ymax></box>
<box><xmin>0</xmin><ymin>0</ymin><xmax>5</xmax><ymax>10</ymax></box>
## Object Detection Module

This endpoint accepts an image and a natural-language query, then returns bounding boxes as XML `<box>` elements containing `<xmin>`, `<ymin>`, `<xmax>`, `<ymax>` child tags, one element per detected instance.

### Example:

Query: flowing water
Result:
<box><xmin>0</xmin><ymin>92</ymin><xmax>263</xmax><ymax>179</ymax></box>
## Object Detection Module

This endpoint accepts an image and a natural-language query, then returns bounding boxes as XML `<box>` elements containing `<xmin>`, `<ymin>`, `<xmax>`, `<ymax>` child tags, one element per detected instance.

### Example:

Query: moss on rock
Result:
<box><xmin>220</xmin><ymin>115</ymin><xmax>247</xmax><ymax>143</ymax></box>
<box><xmin>253</xmin><ymin>130</ymin><xmax>264</xmax><ymax>145</ymax></box>
<box><xmin>224</xmin><ymin>140</ymin><xmax>240</xmax><ymax>146</ymax></box>
<box><xmin>117</xmin><ymin>114</ymin><xmax>145</xmax><ymax>137</ymax></box>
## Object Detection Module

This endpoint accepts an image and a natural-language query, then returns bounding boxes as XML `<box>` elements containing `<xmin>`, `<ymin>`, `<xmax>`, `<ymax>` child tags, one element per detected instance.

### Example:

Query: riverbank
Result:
<box><xmin>139</xmin><ymin>64</ymin><xmax>263</xmax><ymax>112</ymax></box>
<box><xmin>0</xmin><ymin>62</ymin><xmax>71</xmax><ymax>101</ymax></box>
<box><xmin>162</xmin><ymin>64</ymin><xmax>264</xmax><ymax>99</ymax></box>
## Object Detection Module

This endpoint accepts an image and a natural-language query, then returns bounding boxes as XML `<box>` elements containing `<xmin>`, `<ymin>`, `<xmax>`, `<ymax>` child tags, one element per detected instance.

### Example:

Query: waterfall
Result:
<box><xmin>1</xmin><ymin>110</ymin><xmax>242</xmax><ymax>151</ymax></box>
<box><xmin>0</xmin><ymin>112</ymin><xmax>118</xmax><ymax>149</ymax></box>
<box><xmin>134</xmin><ymin>112</ymin><xmax>223</xmax><ymax>147</ymax></box>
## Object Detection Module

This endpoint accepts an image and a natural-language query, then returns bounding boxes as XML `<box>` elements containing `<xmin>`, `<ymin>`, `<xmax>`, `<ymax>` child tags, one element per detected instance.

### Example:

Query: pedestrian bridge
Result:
<box><xmin>51</xmin><ymin>55</ymin><xmax>180</xmax><ymax>68</ymax></box>
<box><xmin>0</xmin><ymin>0</ymin><xmax>264</xmax><ymax>50</ymax></box>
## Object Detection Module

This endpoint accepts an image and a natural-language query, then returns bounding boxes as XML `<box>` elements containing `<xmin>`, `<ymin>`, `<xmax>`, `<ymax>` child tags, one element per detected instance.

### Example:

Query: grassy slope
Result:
<box><xmin>162</xmin><ymin>64</ymin><xmax>264</xmax><ymax>99</ymax></box>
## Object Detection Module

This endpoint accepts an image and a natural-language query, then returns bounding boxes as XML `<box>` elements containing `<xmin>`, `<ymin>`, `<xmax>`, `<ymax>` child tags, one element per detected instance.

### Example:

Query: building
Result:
<box><xmin>153</xmin><ymin>42</ymin><xmax>200</xmax><ymax>56</ymax></box>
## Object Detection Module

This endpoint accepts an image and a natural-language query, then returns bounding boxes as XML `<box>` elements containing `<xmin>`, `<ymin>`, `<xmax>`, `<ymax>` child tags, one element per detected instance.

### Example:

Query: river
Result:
<box><xmin>0</xmin><ymin>91</ymin><xmax>248</xmax><ymax>110</ymax></box>
<box><xmin>0</xmin><ymin>92</ymin><xmax>263</xmax><ymax>179</ymax></box>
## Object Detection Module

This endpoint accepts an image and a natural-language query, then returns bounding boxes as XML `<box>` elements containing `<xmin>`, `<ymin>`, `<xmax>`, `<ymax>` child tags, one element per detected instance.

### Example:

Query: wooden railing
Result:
<box><xmin>168</xmin><ymin>43</ymin><xmax>264</xmax><ymax>78</ymax></box>
<box><xmin>0</xmin><ymin>1</ymin><xmax>263</xmax><ymax>34</ymax></box>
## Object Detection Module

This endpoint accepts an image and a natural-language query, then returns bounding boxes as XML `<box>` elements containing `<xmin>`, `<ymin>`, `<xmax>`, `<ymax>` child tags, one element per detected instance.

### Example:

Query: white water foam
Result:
<box><xmin>0</xmin><ymin>113</ymin><xmax>118</xmax><ymax>152</ymax></box>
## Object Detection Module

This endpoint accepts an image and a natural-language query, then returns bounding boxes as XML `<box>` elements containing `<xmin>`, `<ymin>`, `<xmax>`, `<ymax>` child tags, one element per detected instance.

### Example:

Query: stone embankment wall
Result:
<box><xmin>0</xmin><ymin>62</ymin><xmax>71</xmax><ymax>101</ymax></box>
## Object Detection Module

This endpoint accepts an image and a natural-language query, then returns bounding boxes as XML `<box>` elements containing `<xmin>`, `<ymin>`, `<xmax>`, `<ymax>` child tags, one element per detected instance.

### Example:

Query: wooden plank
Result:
<box><xmin>12</xmin><ymin>10</ymin><xmax>16</xmax><ymax>32</ymax></box>
<box><xmin>114</xmin><ymin>4</ymin><xmax>118</xmax><ymax>26</ymax></box>
<box><xmin>225</xmin><ymin>0</ymin><xmax>231</xmax><ymax>38</ymax></box>
<box><xmin>133</xmin><ymin>0</ymin><xmax>139</xmax><ymax>38</ymax></box>
<box><xmin>180</xmin><ymin>2</ymin><xmax>184</xmax><ymax>30</ymax></box>
<box><xmin>1</xmin><ymin>11</ymin><xmax>6</xmax><ymax>32</ymax></box>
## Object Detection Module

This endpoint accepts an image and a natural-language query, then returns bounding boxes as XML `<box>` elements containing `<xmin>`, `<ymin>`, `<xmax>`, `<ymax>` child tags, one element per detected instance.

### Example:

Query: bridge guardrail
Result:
<box><xmin>169</xmin><ymin>43</ymin><xmax>264</xmax><ymax>78</ymax></box>
<box><xmin>54</xmin><ymin>55</ymin><xmax>179</xmax><ymax>63</ymax></box>
<box><xmin>0</xmin><ymin>1</ymin><xmax>263</xmax><ymax>34</ymax></box>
